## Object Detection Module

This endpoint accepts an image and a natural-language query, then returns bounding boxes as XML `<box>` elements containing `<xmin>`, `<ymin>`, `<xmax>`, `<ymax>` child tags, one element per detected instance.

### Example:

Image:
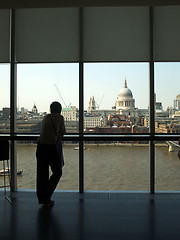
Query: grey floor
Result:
<box><xmin>1</xmin><ymin>191</ymin><xmax>180</xmax><ymax>240</ymax></box>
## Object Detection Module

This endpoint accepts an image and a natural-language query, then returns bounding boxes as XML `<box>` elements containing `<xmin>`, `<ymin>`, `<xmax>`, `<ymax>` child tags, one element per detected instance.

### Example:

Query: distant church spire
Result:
<box><xmin>123</xmin><ymin>77</ymin><xmax>127</xmax><ymax>88</ymax></box>
<box><xmin>32</xmin><ymin>103</ymin><xmax>38</xmax><ymax>113</ymax></box>
<box><xmin>87</xmin><ymin>96</ymin><xmax>96</xmax><ymax>113</ymax></box>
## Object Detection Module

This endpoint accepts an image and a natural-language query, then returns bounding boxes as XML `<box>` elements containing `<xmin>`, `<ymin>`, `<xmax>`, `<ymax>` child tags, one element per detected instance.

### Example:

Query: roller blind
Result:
<box><xmin>83</xmin><ymin>7</ymin><xmax>150</xmax><ymax>62</ymax></box>
<box><xmin>154</xmin><ymin>6</ymin><xmax>180</xmax><ymax>61</ymax></box>
<box><xmin>0</xmin><ymin>10</ymin><xmax>10</xmax><ymax>63</ymax></box>
<box><xmin>15</xmin><ymin>8</ymin><xmax>79</xmax><ymax>62</ymax></box>
<box><xmin>15</xmin><ymin>7</ymin><xmax>150</xmax><ymax>62</ymax></box>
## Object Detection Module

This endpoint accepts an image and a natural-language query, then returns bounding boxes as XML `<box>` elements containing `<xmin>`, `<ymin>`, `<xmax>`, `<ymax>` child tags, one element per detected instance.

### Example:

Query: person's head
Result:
<box><xmin>50</xmin><ymin>101</ymin><xmax>62</xmax><ymax>114</ymax></box>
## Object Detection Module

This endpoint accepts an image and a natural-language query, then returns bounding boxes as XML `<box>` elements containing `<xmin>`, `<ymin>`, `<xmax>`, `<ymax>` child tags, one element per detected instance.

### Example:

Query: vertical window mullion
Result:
<box><xmin>79</xmin><ymin>62</ymin><xmax>84</xmax><ymax>193</ymax></box>
<box><xmin>149</xmin><ymin>6</ymin><xmax>155</xmax><ymax>194</ymax></box>
<box><xmin>79</xmin><ymin>7</ymin><xmax>84</xmax><ymax>193</ymax></box>
<box><xmin>10</xmin><ymin>9</ymin><xmax>17</xmax><ymax>192</ymax></box>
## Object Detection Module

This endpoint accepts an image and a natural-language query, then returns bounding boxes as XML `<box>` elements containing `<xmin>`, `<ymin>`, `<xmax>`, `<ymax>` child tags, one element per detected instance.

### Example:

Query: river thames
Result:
<box><xmin>0</xmin><ymin>143</ymin><xmax>180</xmax><ymax>191</ymax></box>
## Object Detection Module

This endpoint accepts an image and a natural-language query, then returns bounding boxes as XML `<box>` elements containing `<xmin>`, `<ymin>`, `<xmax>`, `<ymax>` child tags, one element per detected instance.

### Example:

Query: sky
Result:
<box><xmin>0</xmin><ymin>62</ymin><xmax>180</xmax><ymax>113</ymax></box>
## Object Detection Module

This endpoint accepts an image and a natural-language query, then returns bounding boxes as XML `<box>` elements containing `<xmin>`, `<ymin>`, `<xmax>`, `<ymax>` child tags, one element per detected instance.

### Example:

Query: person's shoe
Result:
<box><xmin>44</xmin><ymin>200</ymin><xmax>55</xmax><ymax>208</ymax></box>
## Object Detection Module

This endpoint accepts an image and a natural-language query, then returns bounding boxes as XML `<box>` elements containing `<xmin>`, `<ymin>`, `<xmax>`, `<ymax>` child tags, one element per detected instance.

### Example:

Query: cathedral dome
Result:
<box><xmin>118</xmin><ymin>79</ymin><xmax>133</xmax><ymax>99</ymax></box>
<box><xmin>115</xmin><ymin>78</ymin><xmax>135</xmax><ymax>110</ymax></box>
<box><xmin>118</xmin><ymin>88</ymin><xmax>133</xmax><ymax>98</ymax></box>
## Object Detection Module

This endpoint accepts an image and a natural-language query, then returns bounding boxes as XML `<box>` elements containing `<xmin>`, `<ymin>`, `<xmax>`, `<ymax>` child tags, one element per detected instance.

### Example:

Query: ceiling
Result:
<box><xmin>0</xmin><ymin>0</ymin><xmax>180</xmax><ymax>9</ymax></box>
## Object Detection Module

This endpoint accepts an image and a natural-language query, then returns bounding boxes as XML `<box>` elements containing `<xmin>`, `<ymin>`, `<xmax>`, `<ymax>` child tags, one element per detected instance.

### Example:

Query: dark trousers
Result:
<box><xmin>36</xmin><ymin>144</ymin><xmax>62</xmax><ymax>204</ymax></box>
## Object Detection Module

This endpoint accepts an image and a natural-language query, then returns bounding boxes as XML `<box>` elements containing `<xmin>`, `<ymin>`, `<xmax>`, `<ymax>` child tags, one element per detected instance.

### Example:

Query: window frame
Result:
<box><xmin>0</xmin><ymin>7</ymin><xmax>179</xmax><ymax>194</ymax></box>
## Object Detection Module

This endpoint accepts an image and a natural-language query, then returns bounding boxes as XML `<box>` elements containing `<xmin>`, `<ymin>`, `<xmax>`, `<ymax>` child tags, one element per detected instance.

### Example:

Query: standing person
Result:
<box><xmin>36</xmin><ymin>101</ymin><xmax>65</xmax><ymax>207</ymax></box>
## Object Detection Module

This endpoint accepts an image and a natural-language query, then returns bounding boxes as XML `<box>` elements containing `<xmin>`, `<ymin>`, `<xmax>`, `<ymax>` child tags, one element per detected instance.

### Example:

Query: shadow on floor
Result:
<box><xmin>1</xmin><ymin>191</ymin><xmax>180</xmax><ymax>240</ymax></box>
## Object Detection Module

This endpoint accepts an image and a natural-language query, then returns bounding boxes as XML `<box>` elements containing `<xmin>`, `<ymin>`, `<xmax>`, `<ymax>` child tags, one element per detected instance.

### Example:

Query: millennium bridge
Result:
<box><xmin>167</xmin><ymin>141</ymin><xmax>180</xmax><ymax>152</ymax></box>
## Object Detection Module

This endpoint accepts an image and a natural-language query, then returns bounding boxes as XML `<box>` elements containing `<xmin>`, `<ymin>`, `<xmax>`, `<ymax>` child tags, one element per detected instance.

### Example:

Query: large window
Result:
<box><xmin>0</xmin><ymin>6</ymin><xmax>180</xmax><ymax>193</ymax></box>
<box><xmin>0</xmin><ymin>64</ymin><xmax>10</xmax><ymax>133</ymax></box>
<box><xmin>17</xmin><ymin>64</ymin><xmax>79</xmax><ymax>133</ymax></box>
<box><xmin>84</xmin><ymin>63</ymin><xmax>149</xmax><ymax>134</ymax></box>
<box><xmin>84</xmin><ymin>141</ymin><xmax>150</xmax><ymax>191</ymax></box>
<box><xmin>155</xmin><ymin>63</ymin><xmax>180</xmax><ymax>134</ymax></box>
<box><xmin>155</xmin><ymin>63</ymin><xmax>180</xmax><ymax>191</ymax></box>
<box><xmin>17</xmin><ymin>141</ymin><xmax>79</xmax><ymax>190</ymax></box>
<box><xmin>155</xmin><ymin>143</ymin><xmax>180</xmax><ymax>191</ymax></box>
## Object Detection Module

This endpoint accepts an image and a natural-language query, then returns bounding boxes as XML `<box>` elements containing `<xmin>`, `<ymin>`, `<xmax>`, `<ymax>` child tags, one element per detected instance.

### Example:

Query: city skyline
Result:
<box><xmin>0</xmin><ymin>63</ymin><xmax>180</xmax><ymax>113</ymax></box>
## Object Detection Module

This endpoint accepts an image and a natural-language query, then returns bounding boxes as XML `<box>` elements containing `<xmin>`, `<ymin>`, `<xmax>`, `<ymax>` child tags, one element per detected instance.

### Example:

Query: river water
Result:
<box><xmin>0</xmin><ymin>143</ymin><xmax>180</xmax><ymax>191</ymax></box>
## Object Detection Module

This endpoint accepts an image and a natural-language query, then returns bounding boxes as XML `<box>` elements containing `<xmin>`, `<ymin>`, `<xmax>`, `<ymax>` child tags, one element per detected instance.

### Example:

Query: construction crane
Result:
<box><xmin>96</xmin><ymin>95</ymin><xmax>104</xmax><ymax>109</ymax></box>
<box><xmin>54</xmin><ymin>84</ymin><xmax>71</xmax><ymax>108</ymax></box>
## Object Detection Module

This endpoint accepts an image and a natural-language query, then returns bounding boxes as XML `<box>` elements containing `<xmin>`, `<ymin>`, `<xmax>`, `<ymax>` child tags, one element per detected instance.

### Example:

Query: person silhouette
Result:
<box><xmin>36</xmin><ymin>101</ymin><xmax>65</xmax><ymax>207</ymax></box>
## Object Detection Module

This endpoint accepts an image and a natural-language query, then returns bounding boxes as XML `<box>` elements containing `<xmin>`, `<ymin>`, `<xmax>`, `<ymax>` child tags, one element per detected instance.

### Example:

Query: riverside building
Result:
<box><xmin>61</xmin><ymin>106</ymin><xmax>77</xmax><ymax>122</ymax></box>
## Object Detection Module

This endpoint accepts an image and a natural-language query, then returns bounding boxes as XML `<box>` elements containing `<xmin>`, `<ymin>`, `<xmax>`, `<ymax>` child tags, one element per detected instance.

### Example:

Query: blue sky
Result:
<box><xmin>0</xmin><ymin>63</ymin><xmax>180</xmax><ymax>113</ymax></box>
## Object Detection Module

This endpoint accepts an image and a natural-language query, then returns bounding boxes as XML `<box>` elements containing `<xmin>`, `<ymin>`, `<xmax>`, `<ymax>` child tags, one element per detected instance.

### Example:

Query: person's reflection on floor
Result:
<box><xmin>37</xmin><ymin>207</ymin><xmax>62</xmax><ymax>240</ymax></box>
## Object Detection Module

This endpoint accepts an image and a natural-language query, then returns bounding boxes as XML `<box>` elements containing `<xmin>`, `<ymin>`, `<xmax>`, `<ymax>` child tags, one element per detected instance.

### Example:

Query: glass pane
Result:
<box><xmin>155</xmin><ymin>142</ymin><xmax>180</xmax><ymax>191</ymax></box>
<box><xmin>17</xmin><ymin>141</ymin><xmax>36</xmax><ymax>189</ymax></box>
<box><xmin>17</xmin><ymin>141</ymin><xmax>79</xmax><ymax>190</ymax></box>
<box><xmin>84</xmin><ymin>141</ymin><xmax>149</xmax><ymax>191</ymax></box>
<box><xmin>0</xmin><ymin>64</ymin><xmax>10</xmax><ymax>133</ymax></box>
<box><xmin>84</xmin><ymin>63</ymin><xmax>149</xmax><ymax>134</ymax></box>
<box><xmin>155</xmin><ymin>63</ymin><xmax>180</xmax><ymax>134</ymax></box>
<box><xmin>17</xmin><ymin>63</ymin><xmax>79</xmax><ymax>133</ymax></box>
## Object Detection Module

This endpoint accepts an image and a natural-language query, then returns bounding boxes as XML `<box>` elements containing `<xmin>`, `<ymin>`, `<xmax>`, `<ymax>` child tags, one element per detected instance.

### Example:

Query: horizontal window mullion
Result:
<box><xmin>0</xmin><ymin>134</ymin><xmax>179</xmax><ymax>142</ymax></box>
